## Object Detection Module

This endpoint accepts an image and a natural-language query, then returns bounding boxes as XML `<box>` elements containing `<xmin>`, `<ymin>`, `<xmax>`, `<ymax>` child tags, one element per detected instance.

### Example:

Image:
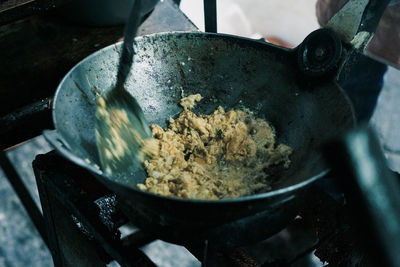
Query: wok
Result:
<box><xmin>44</xmin><ymin>0</ymin><xmax>389</xmax><ymax>250</ymax></box>
<box><xmin>43</xmin><ymin>31</ymin><xmax>353</xmax><ymax>246</ymax></box>
<box><xmin>43</xmin><ymin>0</ymin><xmax>390</xmax><ymax>247</ymax></box>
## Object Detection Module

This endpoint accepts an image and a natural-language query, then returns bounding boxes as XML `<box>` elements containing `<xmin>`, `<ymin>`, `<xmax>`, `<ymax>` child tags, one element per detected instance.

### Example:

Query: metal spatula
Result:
<box><xmin>95</xmin><ymin>0</ymin><xmax>152</xmax><ymax>175</ymax></box>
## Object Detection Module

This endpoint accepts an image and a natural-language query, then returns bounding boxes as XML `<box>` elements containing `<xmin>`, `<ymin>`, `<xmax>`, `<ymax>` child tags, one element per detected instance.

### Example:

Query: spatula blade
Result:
<box><xmin>95</xmin><ymin>89</ymin><xmax>152</xmax><ymax>175</ymax></box>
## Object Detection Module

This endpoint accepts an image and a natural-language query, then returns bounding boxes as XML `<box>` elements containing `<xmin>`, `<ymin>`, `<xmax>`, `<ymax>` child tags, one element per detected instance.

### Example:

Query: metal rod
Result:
<box><xmin>0</xmin><ymin>97</ymin><xmax>52</xmax><ymax>150</ymax></box>
<box><xmin>121</xmin><ymin>230</ymin><xmax>156</xmax><ymax>248</ymax></box>
<box><xmin>0</xmin><ymin>152</ymin><xmax>49</xmax><ymax>247</ymax></box>
<box><xmin>201</xmin><ymin>240</ymin><xmax>208</xmax><ymax>267</ymax></box>
<box><xmin>203</xmin><ymin>0</ymin><xmax>217</xmax><ymax>33</ymax></box>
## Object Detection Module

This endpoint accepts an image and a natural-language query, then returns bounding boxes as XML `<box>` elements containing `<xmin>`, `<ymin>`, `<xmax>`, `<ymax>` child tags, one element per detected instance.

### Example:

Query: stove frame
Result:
<box><xmin>0</xmin><ymin>1</ymin><xmax>367</xmax><ymax>265</ymax></box>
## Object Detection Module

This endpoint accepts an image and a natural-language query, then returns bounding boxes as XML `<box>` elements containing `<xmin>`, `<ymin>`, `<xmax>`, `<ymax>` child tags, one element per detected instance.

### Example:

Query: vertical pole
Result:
<box><xmin>203</xmin><ymin>0</ymin><xmax>217</xmax><ymax>33</ymax></box>
<box><xmin>33</xmin><ymin>158</ymin><xmax>64</xmax><ymax>266</ymax></box>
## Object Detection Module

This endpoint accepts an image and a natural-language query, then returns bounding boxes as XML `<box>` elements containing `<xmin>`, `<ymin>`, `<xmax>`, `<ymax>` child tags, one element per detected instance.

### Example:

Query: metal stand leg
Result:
<box><xmin>33</xmin><ymin>152</ymin><xmax>156</xmax><ymax>267</ymax></box>
<box><xmin>204</xmin><ymin>0</ymin><xmax>217</xmax><ymax>33</ymax></box>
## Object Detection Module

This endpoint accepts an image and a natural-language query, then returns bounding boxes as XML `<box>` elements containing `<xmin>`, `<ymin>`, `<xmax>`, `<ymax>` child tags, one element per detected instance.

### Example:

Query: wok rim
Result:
<box><xmin>51</xmin><ymin>31</ymin><xmax>341</xmax><ymax>204</ymax></box>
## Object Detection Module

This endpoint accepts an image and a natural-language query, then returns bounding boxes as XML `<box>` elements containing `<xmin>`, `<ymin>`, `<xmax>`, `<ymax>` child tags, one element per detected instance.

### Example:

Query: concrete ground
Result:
<box><xmin>0</xmin><ymin>1</ymin><xmax>399</xmax><ymax>266</ymax></box>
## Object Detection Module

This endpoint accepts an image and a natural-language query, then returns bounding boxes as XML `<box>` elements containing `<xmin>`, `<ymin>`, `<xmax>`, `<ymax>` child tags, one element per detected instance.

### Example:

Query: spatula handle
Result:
<box><xmin>115</xmin><ymin>0</ymin><xmax>143</xmax><ymax>91</ymax></box>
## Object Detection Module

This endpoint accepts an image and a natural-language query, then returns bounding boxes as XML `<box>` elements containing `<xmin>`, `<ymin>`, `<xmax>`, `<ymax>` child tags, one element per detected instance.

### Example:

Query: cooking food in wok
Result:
<box><xmin>44</xmin><ymin>32</ymin><xmax>354</xmax><ymax>246</ymax></box>
<box><xmin>138</xmin><ymin>93</ymin><xmax>293</xmax><ymax>200</ymax></box>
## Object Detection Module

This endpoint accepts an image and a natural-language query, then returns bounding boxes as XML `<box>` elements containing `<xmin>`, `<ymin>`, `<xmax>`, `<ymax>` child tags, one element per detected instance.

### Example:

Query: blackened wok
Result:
<box><xmin>43</xmin><ymin>31</ymin><xmax>355</xmax><ymax>247</ymax></box>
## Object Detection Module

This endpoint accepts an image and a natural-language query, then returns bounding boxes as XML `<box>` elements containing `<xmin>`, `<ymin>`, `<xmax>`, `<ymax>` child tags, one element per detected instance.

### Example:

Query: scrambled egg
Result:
<box><xmin>137</xmin><ymin>94</ymin><xmax>292</xmax><ymax>200</ymax></box>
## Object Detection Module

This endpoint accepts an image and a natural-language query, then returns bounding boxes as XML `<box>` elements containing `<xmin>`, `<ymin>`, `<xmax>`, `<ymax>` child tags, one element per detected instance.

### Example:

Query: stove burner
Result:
<box><xmin>33</xmin><ymin>152</ymin><xmax>371</xmax><ymax>266</ymax></box>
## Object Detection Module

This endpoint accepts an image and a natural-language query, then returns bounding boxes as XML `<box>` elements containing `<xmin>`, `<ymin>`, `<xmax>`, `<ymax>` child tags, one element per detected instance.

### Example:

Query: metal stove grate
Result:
<box><xmin>32</xmin><ymin>151</ymin><xmax>364</xmax><ymax>267</ymax></box>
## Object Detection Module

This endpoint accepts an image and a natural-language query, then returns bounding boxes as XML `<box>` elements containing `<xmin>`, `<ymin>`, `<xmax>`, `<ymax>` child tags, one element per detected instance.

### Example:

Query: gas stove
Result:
<box><xmin>32</xmin><ymin>151</ymin><xmax>368</xmax><ymax>266</ymax></box>
<box><xmin>2</xmin><ymin>0</ymin><xmax>399</xmax><ymax>266</ymax></box>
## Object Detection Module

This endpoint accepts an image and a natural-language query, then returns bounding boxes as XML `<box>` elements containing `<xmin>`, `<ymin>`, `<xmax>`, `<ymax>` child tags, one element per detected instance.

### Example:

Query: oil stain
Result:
<box><xmin>74</xmin><ymin>81</ymin><xmax>93</xmax><ymax>106</ymax></box>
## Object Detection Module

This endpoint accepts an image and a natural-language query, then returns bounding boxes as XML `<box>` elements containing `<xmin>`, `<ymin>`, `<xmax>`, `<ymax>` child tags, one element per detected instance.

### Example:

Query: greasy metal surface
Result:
<box><xmin>49</xmin><ymin>32</ymin><xmax>355</xmax><ymax>245</ymax></box>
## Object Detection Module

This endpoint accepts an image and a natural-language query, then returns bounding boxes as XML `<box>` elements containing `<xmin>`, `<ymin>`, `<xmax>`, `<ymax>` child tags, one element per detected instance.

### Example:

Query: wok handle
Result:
<box><xmin>326</xmin><ymin>0</ymin><xmax>390</xmax><ymax>48</ymax></box>
<box><xmin>42</xmin><ymin>130</ymin><xmax>103</xmax><ymax>176</ymax></box>
<box><xmin>323</xmin><ymin>126</ymin><xmax>400</xmax><ymax>267</ymax></box>
<box><xmin>358</xmin><ymin>0</ymin><xmax>391</xmax><ymax>34</ymax></box>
